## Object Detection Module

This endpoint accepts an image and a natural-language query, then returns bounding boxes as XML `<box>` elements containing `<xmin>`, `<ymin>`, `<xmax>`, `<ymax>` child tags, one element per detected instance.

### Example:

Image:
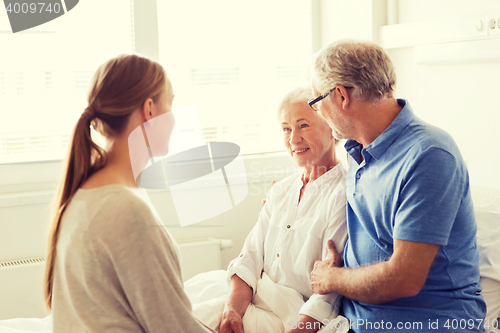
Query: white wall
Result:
<box><xmin>387</xmin><ymin>0</ymin><xmax>500</xmax><ymax>190</ymax></box>
<box><xmin>319</xmin><ymin>0</ymin><xmax>500</xmax><ymax>191</ymax></box>
<box><xmin>320</xmin><ymin>0</ymin><xmax>387</xmax><ymax>44</ymax></box>
<box><xmin>397</xmin><ymin>0</ymin><xmax>500</xmax><ymax>24</ymax></box>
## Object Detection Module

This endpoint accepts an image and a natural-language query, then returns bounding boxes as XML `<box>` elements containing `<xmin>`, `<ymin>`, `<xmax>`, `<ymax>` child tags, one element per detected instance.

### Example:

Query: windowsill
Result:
<box><xmin>0</xmin><ymin>151</ymin><xmax>298</xmax><ymax>207</ymax></box>
<box><xmin>0</xmin><ymin>190</ymin><xmax>55</xmax><ymax>208</ymax></box>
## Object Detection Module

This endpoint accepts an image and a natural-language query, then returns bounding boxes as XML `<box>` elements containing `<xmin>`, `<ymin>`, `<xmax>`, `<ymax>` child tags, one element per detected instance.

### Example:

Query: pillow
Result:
<box><xmin>475</xmin><ymin>205</ymin><xmax>500</xmax><ymax>281</ymax></box>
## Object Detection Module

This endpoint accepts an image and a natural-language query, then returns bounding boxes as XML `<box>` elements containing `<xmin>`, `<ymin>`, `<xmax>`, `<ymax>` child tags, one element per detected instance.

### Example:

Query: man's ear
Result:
<box><xmin>140</xmin><ymin>98</ymin><xmax>154</xmax><ymax>123</ymax></box>
<box><xmin>336</xmin><ymin>86</ymin><xmax>351</xmax><ymax>109</ymax></box>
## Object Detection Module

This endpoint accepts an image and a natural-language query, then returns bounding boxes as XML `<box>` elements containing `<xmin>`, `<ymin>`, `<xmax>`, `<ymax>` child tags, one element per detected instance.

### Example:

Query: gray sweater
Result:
<box><xmin>52</xmin><ymin>184</ymin><xmax>210</xmax><ymax>332</ymax></box>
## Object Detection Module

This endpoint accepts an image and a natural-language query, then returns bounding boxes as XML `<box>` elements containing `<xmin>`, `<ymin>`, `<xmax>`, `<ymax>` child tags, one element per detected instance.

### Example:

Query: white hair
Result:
<box><xmin>277</xmin><ymin>86</ymin><xmax>339</xmax><ymax>145</ymax></box>
<box><xmin>277</xmin><ymin>86</ymin><xmax>313</xmax><ymax>118</ymax></box>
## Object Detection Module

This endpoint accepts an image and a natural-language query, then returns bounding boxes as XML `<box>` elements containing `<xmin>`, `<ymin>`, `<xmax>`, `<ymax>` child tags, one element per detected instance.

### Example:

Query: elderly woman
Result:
<box><xmin>200</xmin><ymin>87</ymin><xmax>347</xmax><ymax>333</ymax></box>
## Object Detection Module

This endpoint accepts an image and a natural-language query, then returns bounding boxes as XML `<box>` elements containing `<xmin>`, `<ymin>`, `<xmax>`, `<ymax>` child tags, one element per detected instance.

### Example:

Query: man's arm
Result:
<box><xmin>310</xmin><ymin>239</ymin><xmax>440</xmax><ymax>304</ymax></box>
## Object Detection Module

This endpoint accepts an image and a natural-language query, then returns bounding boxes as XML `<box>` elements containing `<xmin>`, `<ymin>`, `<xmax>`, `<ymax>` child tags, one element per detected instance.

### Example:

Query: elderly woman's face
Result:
<box><xmin>280</xmin><ymin>101</ymin><xmax>335</xmax><ymax>168</ymax></box>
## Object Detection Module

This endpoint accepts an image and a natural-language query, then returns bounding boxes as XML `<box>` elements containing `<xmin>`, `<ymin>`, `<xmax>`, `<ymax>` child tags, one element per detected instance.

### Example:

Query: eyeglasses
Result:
<box><xmin>307</xmin><ymin>86</ymin><xmax>353</xmax><ymax>111</ymax></box>
<box><xmin>308</xmin><ymin>89</ymin><xmax>333</xmax><ymax>111</ymax></box>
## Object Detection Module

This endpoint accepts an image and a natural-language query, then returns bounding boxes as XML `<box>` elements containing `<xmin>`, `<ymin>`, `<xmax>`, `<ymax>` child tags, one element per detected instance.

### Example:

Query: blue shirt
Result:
<box><xmin>342</xmin><ymin>100</ymin><xmax>486</xmax><ymax>332</ymax></box>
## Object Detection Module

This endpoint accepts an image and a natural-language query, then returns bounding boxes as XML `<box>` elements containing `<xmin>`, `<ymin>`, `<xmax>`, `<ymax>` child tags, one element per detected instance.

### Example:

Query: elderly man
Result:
<box><xmin>309</xmin><ymin>40</ymin><xmax>487</xmax><ymax>332</ymax></box>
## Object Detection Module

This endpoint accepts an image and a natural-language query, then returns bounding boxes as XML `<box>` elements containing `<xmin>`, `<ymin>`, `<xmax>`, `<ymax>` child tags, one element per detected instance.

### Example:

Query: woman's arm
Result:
<box><xmin>220</xmin><ymin>186</ymin><xmax>278</xmax><ymax>332</ymax></box>
<box><xmin>219</xmin><ymin>275</ymin><xmax>253</xmax><ymax>333</ymax></box>
<box><xmin>225</xmin><ymin>185</ymin><xmax>275</xmax><ymax>294</ymax></box>
<box><xmin>286</xmin><ymin>315</ymin><xmax>325</xmax><ymax>333</ymax></box>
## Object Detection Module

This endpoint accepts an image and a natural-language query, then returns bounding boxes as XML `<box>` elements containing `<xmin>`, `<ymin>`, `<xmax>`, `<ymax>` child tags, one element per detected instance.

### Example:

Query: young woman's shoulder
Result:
<box><xmin>72</xmin><ymin>185</ymin><xmax>159</xmax><ymax>238</ymax></box>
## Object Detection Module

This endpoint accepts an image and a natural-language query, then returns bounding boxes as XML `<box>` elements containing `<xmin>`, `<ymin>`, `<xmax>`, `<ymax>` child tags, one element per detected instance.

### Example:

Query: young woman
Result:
<box><xmin>43</xmin><ymin>54</ymin><xmax>213</xmax><ymax>332</ymax></box>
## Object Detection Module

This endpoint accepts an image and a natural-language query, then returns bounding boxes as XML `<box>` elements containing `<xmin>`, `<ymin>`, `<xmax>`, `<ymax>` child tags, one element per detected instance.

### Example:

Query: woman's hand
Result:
<box><xmin>197</xmin><ymin>319</ymin><xmax>216</xmax><ymax>333</ymax></box>
<box><xmin>219</xmin><ymin>305</ymin><xmax>244</xmax><ymax>333</ymax></box>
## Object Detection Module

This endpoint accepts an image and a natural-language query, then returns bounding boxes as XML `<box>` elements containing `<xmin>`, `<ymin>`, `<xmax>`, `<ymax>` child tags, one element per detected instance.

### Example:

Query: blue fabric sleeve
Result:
<box><xmin>394</xmin><ymin>147</ymin><xmax>465</xmax><ymax>245</ymax></box>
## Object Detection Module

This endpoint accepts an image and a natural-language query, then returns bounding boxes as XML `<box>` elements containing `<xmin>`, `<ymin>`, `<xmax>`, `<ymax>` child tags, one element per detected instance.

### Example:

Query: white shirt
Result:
<box><xmin>227</xmin><ymin>163</ymin><xmax>348</xmax><ymax>322</ymax></box>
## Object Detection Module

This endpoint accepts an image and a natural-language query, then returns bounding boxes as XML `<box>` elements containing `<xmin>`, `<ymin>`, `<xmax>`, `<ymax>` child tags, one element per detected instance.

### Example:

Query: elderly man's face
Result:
<box><xmin>311</xmin><ymin>81</ymin><xmax>347</xmax><ymax>141</ymax></box>
<box><xmin>280</xmin><ymin>101</ymin><xmax>335</xmax><ymax>168</ymax></box>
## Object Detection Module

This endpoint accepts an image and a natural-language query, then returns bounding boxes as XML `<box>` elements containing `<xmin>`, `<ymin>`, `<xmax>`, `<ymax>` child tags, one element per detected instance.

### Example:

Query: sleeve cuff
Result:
<box><xmin>226</xmin><ymin>261</ymin><xmax>258</xmax><ymax>295</ymax></box>
<box><xmin>394</xmin><ymin>229</ymin><xmax>449</xmax><ymax>246</ymax></box>
<box><xmin>299</xmin><ymin>294</ymin><xmax>341</xmax><ymax>322</ymax></box>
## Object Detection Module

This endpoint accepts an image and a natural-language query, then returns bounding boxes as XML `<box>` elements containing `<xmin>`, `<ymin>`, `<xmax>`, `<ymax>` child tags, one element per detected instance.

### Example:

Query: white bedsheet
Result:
<box><xmin>0</xmin><ymin>270</ymin><xmax>348</xmax><ymax>333</ymax></box>
<box><xmin>184</xmin><ymin>270</ymin><xmax>348</xmax><ymax>333</ymax></box>
<box><xmin>475</xmin><ymin>205</ymin><xmax>500</xmax><ymax>281</ymax></box>
<box><xmin>0</xmin><ymin>316</ymin><xmax>52</xmax><ymax>333</ymax></box>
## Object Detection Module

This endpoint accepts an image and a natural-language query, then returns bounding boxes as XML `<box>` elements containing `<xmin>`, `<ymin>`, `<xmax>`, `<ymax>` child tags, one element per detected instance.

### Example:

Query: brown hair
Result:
<box><xmin>43</xmin><ymin>54</ymin><xmax>166</xmax><ymax>310</ymax></box>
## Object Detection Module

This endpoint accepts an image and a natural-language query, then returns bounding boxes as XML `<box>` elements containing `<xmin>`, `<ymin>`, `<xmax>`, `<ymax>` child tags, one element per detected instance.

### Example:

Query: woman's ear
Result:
<box><xmin>140</xmin><ymin>98</ymin><xmax>154</xmax><ymax>123</ymax></box>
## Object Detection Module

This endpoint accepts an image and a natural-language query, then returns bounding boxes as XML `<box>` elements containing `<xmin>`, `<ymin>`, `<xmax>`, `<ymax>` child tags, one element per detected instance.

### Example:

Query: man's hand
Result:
<box><xmin>219</xmin><ymin>306</ymin><xmax>244</xmax><ymax>333</ymax></box>
<box><xmin>311</xmin><ymin>239</ymin><xmax>440</xmax><ymax>304</ymax></box>
<box><xmin>310</xmin><ymin>240</ymin><xmax>341</xmax><ymax>294</ymax></box>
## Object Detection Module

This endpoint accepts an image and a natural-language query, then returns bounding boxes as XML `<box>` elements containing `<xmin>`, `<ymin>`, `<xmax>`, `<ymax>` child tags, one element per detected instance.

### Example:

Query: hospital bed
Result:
<box><xmin>0</xmin><ymin>187</ymin><xmax>499</xmax><ymax>333</ymax></box>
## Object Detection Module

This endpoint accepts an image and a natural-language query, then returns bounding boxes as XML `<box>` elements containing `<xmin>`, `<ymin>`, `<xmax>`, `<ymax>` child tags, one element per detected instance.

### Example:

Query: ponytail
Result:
<box><xmin>43</xmin><ymin>107</ymin><xmax>106</xmax><ymax>310</ymax></box>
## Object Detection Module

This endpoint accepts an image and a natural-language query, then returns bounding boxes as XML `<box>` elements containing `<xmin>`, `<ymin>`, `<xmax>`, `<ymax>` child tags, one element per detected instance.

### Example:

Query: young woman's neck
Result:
<box><xmin>81</xmin><ymin>134</ymin><xmax>140</xmax><ymax>189</ymax></box>
<box><xmin>106</xmin><ymin>138</ymin><xmax>139</xmax><ymax>187</ymax></box>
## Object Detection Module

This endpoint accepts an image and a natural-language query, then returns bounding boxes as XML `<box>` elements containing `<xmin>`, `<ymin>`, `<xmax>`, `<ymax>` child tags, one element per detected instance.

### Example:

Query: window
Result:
<box><xmin>0</xmin><ymin>0</ymin><xmax>133</xmax><ymax>164</ymax></box>
<box><xmin>157</xmin><ymin>0</ymin><xmax>314</xmax><ymax>155</ymax></box>
<box><xmin>0</xmin><ymin>0</ymin><xmax>315</xmax><ymax>164</ymax></box>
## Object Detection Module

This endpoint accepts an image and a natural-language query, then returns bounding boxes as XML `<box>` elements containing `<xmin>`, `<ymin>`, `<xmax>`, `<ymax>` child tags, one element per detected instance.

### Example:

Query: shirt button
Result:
<box><xmin>286</xmin><ymin>225</ymin><xmax>291</xmax><ymax>229</ymax></box>
<box><xmin>276</xmin><ymin>254</ymin><xmax>280</xmax><ymax>258</ymax></box>
<box><xmin>356</xmin><ymin>173</ymin><xmax>361</xmax><ymax>179</ymax></box>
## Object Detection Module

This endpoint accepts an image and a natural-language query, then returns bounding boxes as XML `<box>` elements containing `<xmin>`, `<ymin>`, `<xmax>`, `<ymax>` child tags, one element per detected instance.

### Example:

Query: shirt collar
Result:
<box><xmin>295</xmin><ymin>161</ymin><xmax>345</xmax><ymax>189</ymax></box>
<box><xmin>345</xmin><ymin>99</ymin><xmax>414</xmax><ymax>161</ymax></box>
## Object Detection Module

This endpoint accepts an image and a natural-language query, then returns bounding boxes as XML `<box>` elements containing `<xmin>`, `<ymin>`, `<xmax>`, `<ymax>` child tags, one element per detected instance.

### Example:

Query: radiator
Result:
<box><xmin>0</xmin><ymin>257</ymin><xmax>47</xmax><ymax>320</ymax></box>
<box><xmin>0</xmin><ymin>238</ymin><xmax>232</xmax><ymax>320</ymax></box>
<box><xmin>177</xmin><ymin>237</ymin><xmax>233</xmax><ymax>281</ymax></box>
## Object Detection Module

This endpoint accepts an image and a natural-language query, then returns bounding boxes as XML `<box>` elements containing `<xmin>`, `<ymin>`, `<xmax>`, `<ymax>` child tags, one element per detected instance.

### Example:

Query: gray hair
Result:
<box><xmin>313</xmin><ymin>39</ymin><xmax>396</xmax><ymax>102</ymax></box>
